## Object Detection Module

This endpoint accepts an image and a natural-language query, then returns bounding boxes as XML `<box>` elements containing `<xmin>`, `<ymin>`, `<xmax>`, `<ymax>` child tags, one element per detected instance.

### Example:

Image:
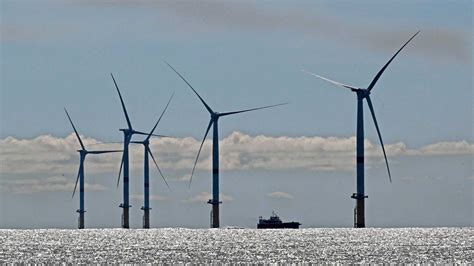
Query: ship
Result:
<box><xmin>257</xmin><ymin>211</ymin><xmax>301</xmax><ymax>229</ymax></box>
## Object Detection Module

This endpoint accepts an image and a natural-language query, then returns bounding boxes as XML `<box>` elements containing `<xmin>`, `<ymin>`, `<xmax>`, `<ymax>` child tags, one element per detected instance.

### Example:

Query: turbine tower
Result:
<box><xmin>111</xmin><ymin>73</ymin><xmax>167</xmax><ymax>229</ymax></box>
<box><xmin>130</xmin><ymin>92</ymin><xmax>174</xmax><ymax>229</ymax></box>
<box><xmin>303</xmin><ymin>31</ymin><xmax>419</xmax><ymax>228</ymax></box>
<box><xmin>166</xmin><ymin>62</ymin><xmax>286</xmax><ymax>228</ymax></box>
<box><xmin>64</xmin><ymin>108</ymin><xmax>122</xmax><ymax>229</ymax></box>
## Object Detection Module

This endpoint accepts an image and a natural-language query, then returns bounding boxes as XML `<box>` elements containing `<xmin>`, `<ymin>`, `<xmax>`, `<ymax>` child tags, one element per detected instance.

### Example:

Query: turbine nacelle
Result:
<box><xmin>354</xmin><ymin>89</ymin><xmax>371</xmax><ymax>98</ymax></box>
<box><xmin>211</xmin><ymin>112</ymin><xmax>220</xmax><ymax>120</ymax></box>
<box><xmin>119</xmin><ymin>128</ymin><xmax>134</xmax><ymax>134</ymax></box>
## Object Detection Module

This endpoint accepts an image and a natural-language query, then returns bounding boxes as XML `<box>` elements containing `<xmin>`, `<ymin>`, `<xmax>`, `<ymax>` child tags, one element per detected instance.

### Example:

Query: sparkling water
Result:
<box><xmin>0</xmin><ymin>228</ymin><xmax>471</xmax><ymax>263</ymax></box>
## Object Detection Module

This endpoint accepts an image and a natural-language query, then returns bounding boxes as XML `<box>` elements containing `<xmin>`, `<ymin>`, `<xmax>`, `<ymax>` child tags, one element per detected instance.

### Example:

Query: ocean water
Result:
<box><xmin>0</xmin><ymin>228</ymin><xmax>471</xmax><ymax>263</ymax></box>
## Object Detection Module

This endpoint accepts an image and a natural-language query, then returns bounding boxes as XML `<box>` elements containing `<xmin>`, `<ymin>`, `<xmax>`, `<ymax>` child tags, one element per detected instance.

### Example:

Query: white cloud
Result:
<box><xmin>267</xmin><ymin>191</ymin><xmax>294</xmax><ymax>200</ymax></box>
<box><xmin>1</xmin><ymin>132</ymin><xmax>472</xmax><ymax>178</ymax></box>
<box><xmin>184</xmin><ymin>192</ymin><xmax>233</xmax><ymax>203</ymax></box>
<box><xmin>0</xmin><ymin>175</ymin><xmax>107</xmax><ymax>194</ymax></box>
<box><xmin>416</xmin><ymin>141</ymin><xmax>474</xmax><ymax>156</ymax></box>
<box><xmin>0</xmin><ymin>134</ymin><xmax>122</xmax><ymax>174</ymax></box>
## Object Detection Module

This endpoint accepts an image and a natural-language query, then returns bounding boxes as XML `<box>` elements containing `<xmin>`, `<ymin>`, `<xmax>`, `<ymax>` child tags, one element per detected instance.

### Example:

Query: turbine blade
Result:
<box><xmin>145</xmin><ymin>92</ymin><xmax>174</xmax><ymax>142</ymax></box>
<box><xmin>366</xmin><ymin>96</ymin><xmax>392</xmax><ymax>182</ymax></box>
<box><xmin>117</xmin><ymin>152</ymin><xmax>124</xmax><ymax>188</ymax></box>
<box><xmin>302</xmin><ymin>69</ymin><xmax>358</xmax><ymax>91</ymax></box>
<box><xmin>367</xmin><ymin>31</ymin><xmax>420</xmax><ymax>91</ymax></box>
<box><xmin>87</xmin><ymin>150</ymin><xmax>122</xmax><ymax>154</ymax></box>
<box><xmin>134</xmin><ymin>131</ymin><xmax>172</xmax><ymax>138</ymax></box>
<box><xmin>165</xmin><ymin>62</ymin><xmax>213</xmax><ymax>114</ymax></box>
<box><xmin>87</xmin><ymin>141</ymin><xmax>123</xmax><ymax>146</ymax></box>
<box><xmin>147</xmin><ymin>146</ymin><xmax>171</xmax><ymax>190</ymax></box>
<box><xmin>189</xmin><ymin>119</ymin><xmax>213</xmax><ymax>187</ymax></box>
<box><xmin>64</xmin><ymin>108</ymin><xmax>86</xmax><ymax>150</ymax></box>
<box><xmin>219</xmin><ymin>102</ymin><xmax>288</xmax><ymax>117</ymax></box>
<box><xmin>72</xmin><ymin>163</ymin><xmax>81</xmax><ymax>198</ymax></box>
<box><xmin>111</xmin><ymin>73</ymin><xmax>133</xmax><ymax>130</ymax></box>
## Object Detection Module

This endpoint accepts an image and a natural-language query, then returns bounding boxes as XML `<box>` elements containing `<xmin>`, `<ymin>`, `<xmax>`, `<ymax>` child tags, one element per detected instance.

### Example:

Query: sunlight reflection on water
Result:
<box><xmin>0</xmin><ymin>228</ymin><xmax>472</xmax><ymax>263</ymax></box>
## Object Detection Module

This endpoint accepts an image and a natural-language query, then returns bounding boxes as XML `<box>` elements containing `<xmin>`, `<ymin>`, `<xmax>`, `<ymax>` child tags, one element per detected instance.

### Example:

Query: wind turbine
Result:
<box><xmin>64</xmin><ymin>108</ymin><xmax>122</xmax><ymax>229</ymax></box>
<box><xmin>302</xmin><ymin>31</ymin><xmax>419</xmax><ymax>228</ymax></box>
<box><xmin>166</xmin><ymin>62</ymin><xmax>287</xmax><ymax>228</ymax></box>
<box><xmin>130</xmin><ymin>92</ymin><xmax>174</xmax><ymax>229</ymax></box>
<box><xmin>111</xmin><ymin>73</ymin><xmax>168</xmax><ymax>229</ymax></box>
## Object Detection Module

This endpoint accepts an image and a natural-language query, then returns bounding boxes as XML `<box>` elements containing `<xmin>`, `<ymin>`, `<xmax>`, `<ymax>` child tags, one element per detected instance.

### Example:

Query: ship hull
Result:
<box><xmin>257</xmin><ymin>222</ymin><xmax>301</xmax><ymax>229</ymax></box>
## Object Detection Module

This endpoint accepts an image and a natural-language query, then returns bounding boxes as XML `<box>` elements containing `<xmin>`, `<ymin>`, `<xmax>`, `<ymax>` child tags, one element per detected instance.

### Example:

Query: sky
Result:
<box><xmin>0</xmin><ymin>0</ymin><xmax>472</xmax><ymax>229</ymax></box>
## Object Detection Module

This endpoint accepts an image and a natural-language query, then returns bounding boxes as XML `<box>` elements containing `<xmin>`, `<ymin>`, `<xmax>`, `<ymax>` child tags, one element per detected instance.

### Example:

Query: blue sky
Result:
<box><xmin>0</xmin><ymin>0</ymin><xmax>472</xmax><ymax>228</ymax></box>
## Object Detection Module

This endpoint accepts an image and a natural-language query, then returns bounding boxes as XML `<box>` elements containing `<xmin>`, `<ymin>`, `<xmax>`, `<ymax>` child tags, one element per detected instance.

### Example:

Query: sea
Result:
<box><xmin>0</xmin><ymin>228</ymin><xmax>471</xmax><ymax>263</ymax></box>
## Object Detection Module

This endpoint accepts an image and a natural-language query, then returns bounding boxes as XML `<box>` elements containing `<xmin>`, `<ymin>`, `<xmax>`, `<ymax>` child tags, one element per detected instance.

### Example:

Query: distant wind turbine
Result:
<box><xmin>131</xmin><ymin>92</ymin><xmax>174</xmax><ymax>229</ymax></box>
<box><xmin>302</xmin><ymin>31</ymin><xmax>419</xmax><ymax>228</ymax></box>
<box><xmin>166</xmin><ymin>62</ymin><xmax>287</xmax><ymax>228</ymax></box>
<box><xmin>111</xmin><ymin>73</ymin><xmax>168</xmax><ymax>229</ymax></box>
<box><xmin>64</xmin><ymin>108</ymin><xmax>122</xmax><ymax>229</ymax></box>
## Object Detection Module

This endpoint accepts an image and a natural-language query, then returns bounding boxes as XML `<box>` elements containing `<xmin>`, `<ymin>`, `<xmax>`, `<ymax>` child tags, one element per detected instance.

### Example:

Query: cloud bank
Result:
<box><xmin>1</xmin><ymin>132</ymin><xmax>472</xmax><ymax>178</ymax></box>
